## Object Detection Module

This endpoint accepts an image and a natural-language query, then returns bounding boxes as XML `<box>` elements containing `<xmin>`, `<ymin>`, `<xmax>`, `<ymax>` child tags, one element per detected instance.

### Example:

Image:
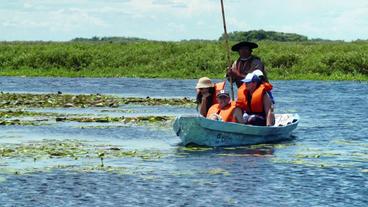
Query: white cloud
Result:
<box><xmin>1</xmin><ymin>8</ymin><xmax>107</xmax><ymax>31</ymax></box>
<box><xmin>49</xmin><ymin>8</ymin><xmax>108</xmax><ymax>32</ymax></box>
<box><xmin>1</xmin><ymin>0</ymin><xmax>368</xmax><ymax>41</ymax></box>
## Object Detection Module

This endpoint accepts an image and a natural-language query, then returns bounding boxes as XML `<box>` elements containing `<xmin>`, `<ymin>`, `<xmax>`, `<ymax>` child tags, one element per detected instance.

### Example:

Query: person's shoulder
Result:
<box><xmin>251</xmin><ymin>56</ymin><xmax>263</xmax><ymax>62</ymax></box>
<box><xmin>209</xmin><ymin>103</ymin><xmax>220</xmax><ymax>109</ymax></box>
<box><xmin>232</xmin><ymin>59</ymin><xmax>239</xmax><ymax>65</ymax></box>
<box><xmin>251</xmin><ymin>56</ymin><xmax>264</xmax><ymax>67</ymax></box>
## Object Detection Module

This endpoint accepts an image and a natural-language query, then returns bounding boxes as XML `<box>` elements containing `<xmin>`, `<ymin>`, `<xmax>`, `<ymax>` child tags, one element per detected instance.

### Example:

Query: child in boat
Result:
<box><xmin>206</xmin><ymin>90</ymin><xmax>245</xmax><ymax>123</ymax></box>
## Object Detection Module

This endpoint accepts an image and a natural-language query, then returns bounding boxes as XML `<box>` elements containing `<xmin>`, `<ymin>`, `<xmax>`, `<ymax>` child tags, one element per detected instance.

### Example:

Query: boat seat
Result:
<box><xmin>275</xmin><ymin>114</ymin><xmax>295</xmax><ymax>126</ymax></box>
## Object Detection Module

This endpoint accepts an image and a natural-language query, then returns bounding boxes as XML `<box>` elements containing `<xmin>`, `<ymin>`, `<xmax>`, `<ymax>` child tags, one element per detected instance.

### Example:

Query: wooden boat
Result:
<box><xmin>173</xmin><ymin>114</ymin><xmax>299</xmax><ymax>147</ymax></box>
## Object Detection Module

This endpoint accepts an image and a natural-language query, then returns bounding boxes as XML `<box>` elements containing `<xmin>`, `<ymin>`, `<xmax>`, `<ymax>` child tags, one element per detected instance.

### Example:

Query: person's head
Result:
<box><xmin>216</xmin><ymin>90</ymin><xmax>231</xmax><ymax>108</ymax></box>
<box><xmin>195</xmin><ymin>77</ymin><xmax>214</xmax><ymax>94</ymax></box>
<box><xmin>231</xmin><ymin>41</ymin><xmax>258</xmax><ymax>58</ymax></box>
<box><xmin>242</xmin><ymin>72</ymin><xmax>261</xmax><ymax>93</ymax></box>
<box><xmin>239</xmin><ymin>46</ymin><xmax>252</xmax><ymax>58</ymax></box>
<box><xmin>252</xmin><ymin>69</ymin><xmax>266</xmax><ymax>82</ymax></box>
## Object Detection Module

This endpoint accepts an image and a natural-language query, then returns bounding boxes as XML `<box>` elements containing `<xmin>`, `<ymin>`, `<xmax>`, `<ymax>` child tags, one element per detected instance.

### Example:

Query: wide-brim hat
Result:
<box><xmin>231</xmin><ymin>41</ymin><xmax>258</xmax><ymax>51</ymax></box>
<box><xmin>195</xmin><ymin>77</ymin><xmax>214</xmax><ymax>89</ymax></box>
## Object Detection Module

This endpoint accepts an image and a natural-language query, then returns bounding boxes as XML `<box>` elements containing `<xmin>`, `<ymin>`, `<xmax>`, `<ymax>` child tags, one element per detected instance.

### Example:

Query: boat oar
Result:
<box><xmin>220</xmin><ymin>0</ymin><xmax>234</xmax><ymax>101</ymax></box>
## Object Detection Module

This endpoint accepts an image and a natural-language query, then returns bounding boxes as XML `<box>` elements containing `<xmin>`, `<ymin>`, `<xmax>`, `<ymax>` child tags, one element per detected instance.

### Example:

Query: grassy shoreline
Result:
<box><xmin>1</xmin><ymin>41</ymin><xmax>367</xmax><ymax>81</ymax></box>
<box><xmin>0</xmin><ymin>68</ymin><xmax>367</xmax><ymax>81</ymax></box>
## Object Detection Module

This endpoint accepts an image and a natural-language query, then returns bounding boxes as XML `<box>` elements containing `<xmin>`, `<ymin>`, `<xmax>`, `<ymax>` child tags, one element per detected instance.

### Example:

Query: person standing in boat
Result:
<box><xmin>227</xmin><ymin>41</ymin><xmax>269</xmax><ymax>88</ymax></box>
<box><xmin>195</xmin><ymin>77</ymin><xmax>225</xmax><ymax>117</ymax></box>
<box><xmin>207</xmin><ymin>90</ymin><xmax>245</xmax><ymax>123</ymax></box>
<box><xmin>236</xmin><ymin>71</ymin><xmax>275</xmax><ymax>126</ymax></box>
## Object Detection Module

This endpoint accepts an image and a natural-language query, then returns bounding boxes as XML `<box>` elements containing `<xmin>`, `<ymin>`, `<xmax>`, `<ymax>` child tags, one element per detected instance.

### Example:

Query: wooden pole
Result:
<box><xmin>220</xmin><ymin>0</ymin><xmax>234</xmax><ymax>101</ymax></box>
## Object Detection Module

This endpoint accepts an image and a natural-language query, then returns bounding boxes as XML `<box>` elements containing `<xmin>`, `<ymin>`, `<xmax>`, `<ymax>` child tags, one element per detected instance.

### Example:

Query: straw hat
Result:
<box><xmin>195</xmin><ymin>77</ymin><xmax>214</xmax><ymax>89</ymax></box>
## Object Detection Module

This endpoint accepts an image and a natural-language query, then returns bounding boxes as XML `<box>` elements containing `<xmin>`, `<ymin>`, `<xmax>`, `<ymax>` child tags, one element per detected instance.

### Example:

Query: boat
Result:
<box><xmin>173</xmin><ymin>114</ymin><xmax>299</xmax><ymax>147</ymax></box>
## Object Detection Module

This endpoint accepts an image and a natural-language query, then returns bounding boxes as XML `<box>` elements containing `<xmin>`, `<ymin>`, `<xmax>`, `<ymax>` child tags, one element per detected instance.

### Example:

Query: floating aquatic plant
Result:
<box><xmin>0</xmin><ymin>93</ymin><xmax>194</xmax><ymax>108</ymax></box>
<box><xmin>0</xmin><ymin>119</ymin><xmax>47</xmax><ymax>126</ymax></box>
<box><xmin>0</xmin><ymin>176</ymin><xmax>6</xmax><ymax>183</ymax></box>
<box><xmin>207</xmin><ymin>168</ymin><xmax>230</xmax><ymax>176</ymax></box>
<box><xmin>55</xmin><ymin>115</ymin><xmax>173</xmax><ymax>123</ymax></box>
<box><xmin>0</xmin><ymin>110</ymin><xmax>52</xmax><ymax>118</ymax></box>
<box><xmin>0</xmin><ymin>139</ymin><xmax>167</xmax><ymax>175</ymax></box>
<box><xmin>0</xmin><ymin>139</ymin><xmax>165</xmax><ymax>160</ymax></box>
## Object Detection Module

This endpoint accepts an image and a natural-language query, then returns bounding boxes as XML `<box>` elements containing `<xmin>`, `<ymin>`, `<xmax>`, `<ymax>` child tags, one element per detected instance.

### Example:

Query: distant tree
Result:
<box><xmin>219</xmin><ymin>30</ymin><xmax>309</xmax><ymax>42</ymax></box>
<box><xmin>71</xmin><ymin>36</ymin><xmax>147</xmax><ymax>43</ymax></box>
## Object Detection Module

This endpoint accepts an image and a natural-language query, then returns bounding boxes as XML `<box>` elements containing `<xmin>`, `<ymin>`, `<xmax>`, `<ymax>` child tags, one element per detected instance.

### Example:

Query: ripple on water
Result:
<box><xmin>0</xmin><ymin>79</ymin><xmax>368</xmax><ymax>206</ymax></box>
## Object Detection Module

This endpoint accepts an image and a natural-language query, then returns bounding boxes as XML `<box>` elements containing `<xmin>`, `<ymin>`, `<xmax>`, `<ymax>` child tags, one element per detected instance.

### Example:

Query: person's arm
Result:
<box><xmin>198</xmin><ymin>97</ymin><xmax>208</xmax><ymax>117</ymax></box>
<box><xmin>263</xmin><ymin>94</ymin><xmax>275</xmax><ymax>126</ymax></box>
<box><xmin>233</xmin><ymin>107</ymin><xmax>245</xmax><ymax>124</ymax></box>
<box><xmin>227</xmin><ymin>60</ymin><xmax>244</xmax><ymax>80</ymax></box>
<box><xmin>198</xmin><ymin>92</ymin><xmax>212</xmax><ymax>117</ymax></box>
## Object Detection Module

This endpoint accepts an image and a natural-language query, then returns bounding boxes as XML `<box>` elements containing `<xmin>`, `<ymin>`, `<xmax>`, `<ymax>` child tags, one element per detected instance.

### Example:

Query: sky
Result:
<box><xmin>1</xmin><ymin>0</ymin><xmax>368</xmax><ymax>41</ymax></box>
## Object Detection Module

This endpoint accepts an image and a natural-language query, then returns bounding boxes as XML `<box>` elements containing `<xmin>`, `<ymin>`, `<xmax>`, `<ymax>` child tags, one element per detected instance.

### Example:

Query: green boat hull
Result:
<box><xmin>173</xmin><ymin>114</ymin><xmax>299</xmax><ymax>147</ymax></box>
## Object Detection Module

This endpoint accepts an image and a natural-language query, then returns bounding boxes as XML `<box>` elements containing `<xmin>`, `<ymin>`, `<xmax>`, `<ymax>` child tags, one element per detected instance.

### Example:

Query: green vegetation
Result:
<box><xmin>0</xmin><ymin>139</ymin><xmax>164</xmax><ymax>174</ymax></box>
<box><xmin>0</xmin><ymin>92</ymin><xmax>182</xmax><ymax>126</ymax></box>
<box><xmin>71</xmin><ymin>36</ymin><xmax>148</xmax><ymax>43</ymax></box>
<box><xmin>0</xmin><ymin>93</ymin><xmax>194</xmax><ymax>109</ymax></box>
<box><xmin>55</xmin><ymin>115</ymin><xmax>173</xmax><ymax>124</ymax></box>
<box><xmin>0</xmin><ymin>139</ymin><xmax>163</xmax><ymax>160</ymax></box>
<box><xmin>0</xmin><ymin>40</ymin><xmax>367</xmax><ymax>80</ymax></box>
<box><xmin>220</xmin><ymin>30</ymin><xmax>309</xmax><ymax>42</ymax></box>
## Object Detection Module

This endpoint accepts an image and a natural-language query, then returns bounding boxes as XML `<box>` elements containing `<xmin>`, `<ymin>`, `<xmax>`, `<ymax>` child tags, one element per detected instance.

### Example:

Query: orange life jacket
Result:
<box><xmin>206</xmin><ymin>101</ymin><xmax>237</xmax><ymax>123</ymax></box>
<box><xmin>212</xmin><ymin>81</ymin><xmax>226</xmax><ymax>104</ymax></box>
<box><xmin>236</xmin><ymin>83</ymin><xmax>272</xmax><ymax>114</ymax></box>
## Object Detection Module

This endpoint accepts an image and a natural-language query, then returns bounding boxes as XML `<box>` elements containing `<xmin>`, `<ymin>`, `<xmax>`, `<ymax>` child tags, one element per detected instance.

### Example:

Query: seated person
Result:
<box><xmin>236</xmin><ymin>71</ymin><xmax>275</xmax><ymax>126</ymax></box>
<box><xmin>195</xmin><ymin>77</ymin><xmax>225</xmax><ymax>117</ymax></box>
<box><xmin>253</xmin><ymin>69</ymin><xmax>275</xmax><ymax>104</ymax></box>
<box><xmin>206</xmin><ymin>90</ymin><xmax>245</xmax><ymax>123</ymax></box>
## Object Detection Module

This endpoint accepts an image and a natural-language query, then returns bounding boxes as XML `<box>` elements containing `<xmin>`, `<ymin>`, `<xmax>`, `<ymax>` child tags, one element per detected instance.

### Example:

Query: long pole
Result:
<box><xmin>220</xmin><ymin>0</ymin><xmax>234</xmax><ymax>101</ymax></box>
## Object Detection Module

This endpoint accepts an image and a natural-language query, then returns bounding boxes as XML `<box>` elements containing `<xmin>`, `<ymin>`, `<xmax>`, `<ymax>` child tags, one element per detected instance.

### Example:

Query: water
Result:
<box><xmin>0</xmin><ymin>76</ymin><xmax>196</xmax><ymax>98</ymax></box>
<box><xmin>0</xmin><ymin>77</ymin><xmax>367</xmax><ymax>206</ymax></box>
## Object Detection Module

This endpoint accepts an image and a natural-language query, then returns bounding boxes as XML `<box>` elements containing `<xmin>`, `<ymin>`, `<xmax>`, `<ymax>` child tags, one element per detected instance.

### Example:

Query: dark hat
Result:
<box><xmin>231</xmin><ymin>41</ymin><xmax>258</xmax><ymax>51</ymax></box>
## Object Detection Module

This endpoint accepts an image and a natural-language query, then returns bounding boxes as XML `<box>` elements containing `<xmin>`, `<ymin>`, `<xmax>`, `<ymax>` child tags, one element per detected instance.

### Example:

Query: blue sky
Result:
<box><xmin>1</xmin><ymin>0</ymin><xmax>368</xmax><ymax>41</ymax></box>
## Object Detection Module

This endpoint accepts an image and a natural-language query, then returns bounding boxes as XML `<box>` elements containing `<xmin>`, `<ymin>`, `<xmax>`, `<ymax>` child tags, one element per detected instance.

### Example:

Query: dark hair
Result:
<box><xmin>196</xmin><ymin>87</ymin><xmax>215</xmax><ymax>111</ymax></box>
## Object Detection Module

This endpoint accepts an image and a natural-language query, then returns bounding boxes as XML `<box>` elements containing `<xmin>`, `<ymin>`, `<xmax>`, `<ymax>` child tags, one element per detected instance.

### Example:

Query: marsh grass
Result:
<box><xmin>1</xmin><ymin>41</ymin><xmax>367</xmax><ymax>80</ymax></box>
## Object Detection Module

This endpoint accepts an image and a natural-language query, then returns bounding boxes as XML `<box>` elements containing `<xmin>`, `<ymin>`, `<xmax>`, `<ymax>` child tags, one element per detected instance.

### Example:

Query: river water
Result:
<box><xmin>0</xmin><ymin>77</ymin><xmax>367</xmax><ymax>206</ymax></box>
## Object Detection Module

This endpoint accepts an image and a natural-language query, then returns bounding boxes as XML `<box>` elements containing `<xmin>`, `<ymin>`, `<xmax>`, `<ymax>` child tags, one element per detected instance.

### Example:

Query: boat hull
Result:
<box><xmin>173</xmin><ymin>114</ymin><xmax>299</xmax><ymax>147</ymax></box>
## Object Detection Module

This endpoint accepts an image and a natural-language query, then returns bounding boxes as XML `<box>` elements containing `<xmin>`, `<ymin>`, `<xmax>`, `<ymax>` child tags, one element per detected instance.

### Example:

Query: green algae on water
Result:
<box><xmin>0</xmin><ymin>93</ymin><xmax>194</xmax><ymax>109</ymax></box>
<box><xmin>0</xmin><ymin>139</ymin><xmax>165</xmax><ymax>160</ymax></box>
<box><xmin>0</xmin><ymin>119</ymin><xmax>47</xmax><ymax>126</ymax></box>
<box><xmin>0</xmin><ymin>110</ymin><xmax>54</xmax><ymax>118</ymax></box>
<box><xmin>56</xmin><ymin>115</ymin><xmax>174</xmax><ymax>124</ymax></box>
<box><xmin>0</xmin><ymin>176</ymin><xmax>6</xmax><ymax>183</ymax></box>
<box><xmin>0</xmin><ymin>139</ymin><xmax>167</xmax><ymax>175</ymax></box>
<box><xmin>207</xmin><ymin>168</ymin><xmax>230</xmax><ymax>176</ymax></box>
